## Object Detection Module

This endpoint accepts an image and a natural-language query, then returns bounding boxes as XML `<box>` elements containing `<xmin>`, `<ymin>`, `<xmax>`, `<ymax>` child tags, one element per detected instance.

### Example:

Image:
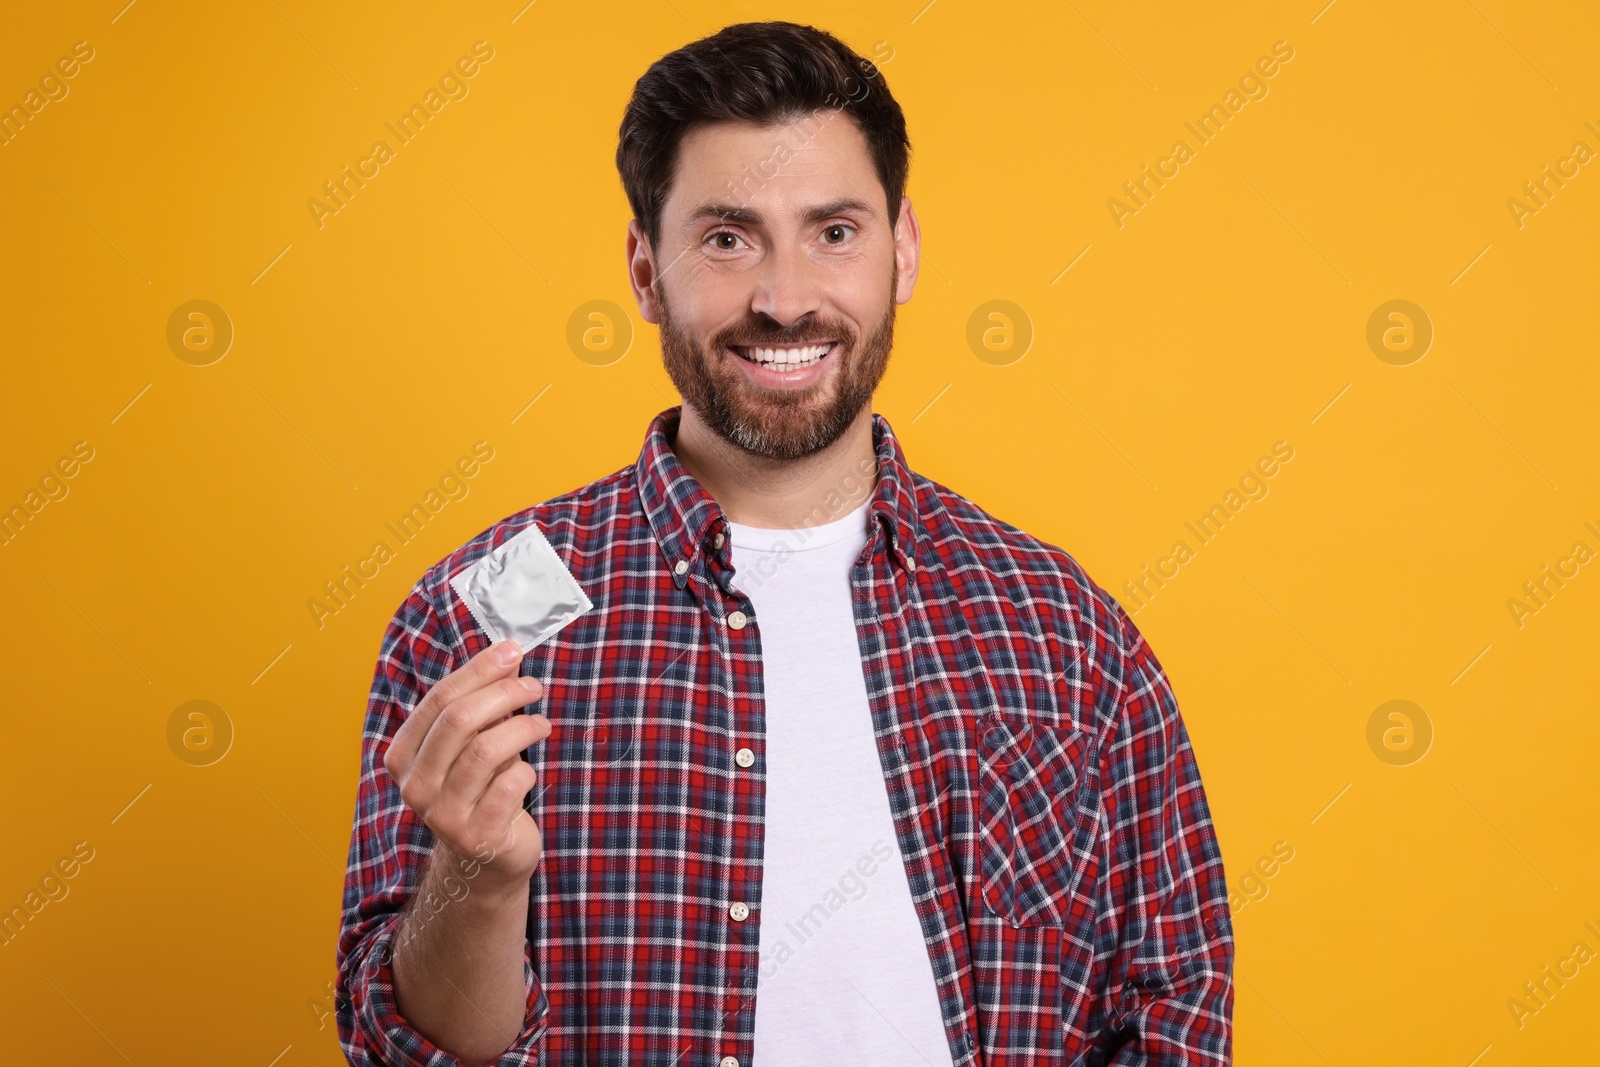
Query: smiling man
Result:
<box><xmin>337</xmin><ymin>20</ymin><xmax>1234</xmax><ymax>1067</ymax></box>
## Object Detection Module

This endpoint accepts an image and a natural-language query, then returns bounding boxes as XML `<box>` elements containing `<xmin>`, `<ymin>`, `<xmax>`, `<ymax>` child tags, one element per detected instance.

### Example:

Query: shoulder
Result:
<box><xmin>914</xmin><ymin>472</ymin><xmax>1126</xmax><ymax>633</ymax></box>
<box><xmin>910</xmin><ymin>472</ymin><xmax>1145</xmax><ymax>716</ymax></box>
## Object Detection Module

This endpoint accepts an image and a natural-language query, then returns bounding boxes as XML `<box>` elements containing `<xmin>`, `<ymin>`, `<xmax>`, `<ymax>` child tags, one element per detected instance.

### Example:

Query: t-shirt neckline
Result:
<box><xmin>725</xmin><ymin>497</ymin><xmax>872</xmax><ymax>553</ymax></box>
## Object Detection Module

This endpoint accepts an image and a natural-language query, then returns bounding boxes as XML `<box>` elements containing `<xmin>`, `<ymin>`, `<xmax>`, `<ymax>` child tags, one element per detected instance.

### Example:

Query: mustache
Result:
<box><xmin>712</xmin><ymin>320</ymin><xmax>854</xmax><ymax>349</ymax></box>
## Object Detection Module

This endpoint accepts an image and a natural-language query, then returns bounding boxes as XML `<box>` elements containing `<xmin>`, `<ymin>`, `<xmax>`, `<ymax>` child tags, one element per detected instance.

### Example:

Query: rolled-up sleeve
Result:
<box><xmin>1085</xmin><ymin>601</ymin><xmax>1234</xmax><ymax>1065</ymax></box>
<box><xmin>336</xmin><ymin>578</ymin><xmax>550</xmax><ymax>1066</ymax></box>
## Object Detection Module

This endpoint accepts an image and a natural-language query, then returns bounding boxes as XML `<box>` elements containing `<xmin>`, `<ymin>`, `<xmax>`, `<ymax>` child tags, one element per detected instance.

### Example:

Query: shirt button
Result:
<box><xmin>727</xmin><ymin>610</ymin><xmax>748</xmax><ymax>630</ymax></box>
<box><xmin>714</xmin><ymin>532</ymin><xmax>725</xmax><ymax>549</ymax></box>
<box><xmin>729</xmin><ymin>901</ymin><xmax>749</xmax><ymax>921</ymax></box>
<box><xmin>720</xmin><ymin>1058</ymin><xmax>740</xmax><ymax>1067</ymax></box>
<box><xmin>735</xmin><ymin>747</ymin><xmax>755</xmax><ymax>768</ymax></box>
<box><xmin>906</xmin><ymin>556</ymin><xmax>917</xmax><ymax>572</ymax></box>
<box><xmin>673</xmin><ymin>559</ymin><xmax>689</xmax><ymax>575</ymax></box>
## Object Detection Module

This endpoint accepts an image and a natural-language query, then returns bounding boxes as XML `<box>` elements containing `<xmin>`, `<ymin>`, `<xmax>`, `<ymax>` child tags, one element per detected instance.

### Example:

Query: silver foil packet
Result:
<box><xmin>449</xmin><ymin>522</ymin><xmax>593</xmax><ymax>651</ymax></box>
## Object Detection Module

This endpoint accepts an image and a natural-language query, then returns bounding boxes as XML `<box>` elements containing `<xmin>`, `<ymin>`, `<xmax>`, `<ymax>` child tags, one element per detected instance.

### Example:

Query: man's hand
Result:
<box><xmin>380</xmin><ymin>638</ymin><xmax>552</xmax><ymax>1062</ymax></box>
<box><xmin>384</xmin><ymin>637</ymin><xmax>552</xmax><ymax>895</ymax></box>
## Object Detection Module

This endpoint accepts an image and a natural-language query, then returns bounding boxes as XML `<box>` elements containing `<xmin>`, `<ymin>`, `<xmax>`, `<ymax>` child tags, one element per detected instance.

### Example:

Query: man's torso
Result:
<box><xmin>411</xmin><ymin>409</ymin><xmax>1128</xmax><ymax>1065</ymax></box>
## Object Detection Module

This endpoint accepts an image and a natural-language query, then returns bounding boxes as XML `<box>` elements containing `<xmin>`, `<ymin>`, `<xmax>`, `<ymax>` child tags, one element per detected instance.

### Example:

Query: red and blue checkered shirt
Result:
<box><xmin>337</xmin><ymin>405</ymin><xmax>1234</xmax><ymax>1065</ymax></box>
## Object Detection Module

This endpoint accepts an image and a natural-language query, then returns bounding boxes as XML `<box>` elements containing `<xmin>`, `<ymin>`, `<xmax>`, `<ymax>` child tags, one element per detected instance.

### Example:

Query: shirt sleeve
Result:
<box><xmin>335</xmin><ymin>577</ymin><xmax>550</xmax><ymax>1066</ymax></box>
<box><xmin>1083</xmin><ymin>601</ymin><xmax>1235</xmax><ymax>1065</ymax></box>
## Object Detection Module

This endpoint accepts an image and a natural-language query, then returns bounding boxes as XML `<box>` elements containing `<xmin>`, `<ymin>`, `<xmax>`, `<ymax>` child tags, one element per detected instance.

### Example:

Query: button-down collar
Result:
<box><xmin>635</xmin><ymin>405</ymin><xmax>921</xmax><ymax>589</ymax></box>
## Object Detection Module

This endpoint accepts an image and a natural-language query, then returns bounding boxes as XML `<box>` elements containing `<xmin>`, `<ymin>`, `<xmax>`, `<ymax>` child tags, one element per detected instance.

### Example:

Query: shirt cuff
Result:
<box><xmin>346</xmin><ymin>914</ymin><xmax>548</xmax><ymax>1066</ymax></box>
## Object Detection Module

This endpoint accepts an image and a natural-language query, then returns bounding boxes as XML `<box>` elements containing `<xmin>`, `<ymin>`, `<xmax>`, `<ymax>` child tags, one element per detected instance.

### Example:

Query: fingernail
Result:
<box><xmin>521</xmin><ymin>676</ymin><xmax>543</xmax><ymax>695</ymax></box>
<box><xmin>495</xmin><ymin>641</ymin><xmax>522</xmax><ymax>665</ymax></box>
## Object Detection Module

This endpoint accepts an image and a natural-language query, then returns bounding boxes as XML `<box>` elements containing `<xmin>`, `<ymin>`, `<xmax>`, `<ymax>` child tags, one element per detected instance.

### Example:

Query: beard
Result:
<box><xmin>654</xmin><ymin>262</ymin><xmax>897</xmax><ymax>462</ymax></box>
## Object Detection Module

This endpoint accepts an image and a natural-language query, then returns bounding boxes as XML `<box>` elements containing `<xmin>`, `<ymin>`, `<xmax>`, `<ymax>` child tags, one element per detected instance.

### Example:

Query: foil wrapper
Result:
<box><xmin>449</xmin><ymin>522</ymin><xmax>593</xmax><ymax>651</ymax></box>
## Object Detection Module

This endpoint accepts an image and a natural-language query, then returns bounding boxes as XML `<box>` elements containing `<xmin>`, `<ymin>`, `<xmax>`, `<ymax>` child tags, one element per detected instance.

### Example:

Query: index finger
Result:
<box><xmin>387</xmin><ymin>638</ymin><xmax>525</xmax><ymax>771</ymax></box>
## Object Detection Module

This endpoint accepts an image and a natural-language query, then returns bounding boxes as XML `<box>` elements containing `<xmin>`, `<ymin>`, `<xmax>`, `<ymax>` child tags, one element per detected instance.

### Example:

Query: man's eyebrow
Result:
<box><xmin>684</xmin><ymin>197</ymin><xmax>878</xmax><ymax>227</ymax></box>
<box><xmin>686</xmin><ymin>203</ymin><xmax>760</xmax><ymax>226</ymax></box>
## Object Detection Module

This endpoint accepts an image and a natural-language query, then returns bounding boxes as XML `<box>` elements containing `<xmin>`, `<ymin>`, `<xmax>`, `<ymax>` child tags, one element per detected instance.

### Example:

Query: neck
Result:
<box><xmin>671</xmin><ymin>403</ymin><xmax>878</xmax><ymax>529</ymax></box>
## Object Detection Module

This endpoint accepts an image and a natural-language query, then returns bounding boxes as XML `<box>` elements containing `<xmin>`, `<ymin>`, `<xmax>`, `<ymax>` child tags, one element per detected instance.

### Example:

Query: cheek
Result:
<box><xmin>672</xmin><ymin>279</ymin><xmax>753</xmax><ymax>337</ymax></box>
<box><xmin>678</xmin><ymin>252</ymin><xmax>738</xmax><ymax>296</ymax></box>
<box><xmin>834</xmin><ymin>274</ymin><xmax>895</xmax><ymax>330</ymax></box>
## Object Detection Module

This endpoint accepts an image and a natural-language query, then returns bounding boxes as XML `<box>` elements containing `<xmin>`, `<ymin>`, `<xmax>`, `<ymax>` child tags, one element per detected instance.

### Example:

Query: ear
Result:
<box><xmin>627</xmin><ymin>219</ymin><xmax>661</xmax><ymax>325</ymax></box>
<box><xmin>892</xmin><ymin>196</ymin><xmax>920</xmax><ymax>306</ymax></box>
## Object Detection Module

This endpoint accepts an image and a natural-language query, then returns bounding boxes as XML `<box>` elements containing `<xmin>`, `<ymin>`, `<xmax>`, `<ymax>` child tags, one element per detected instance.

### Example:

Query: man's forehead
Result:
<box><xmin>664</xmin><ymin>111</ymin><xmax>881</xmax><ymax>221</ymax></box>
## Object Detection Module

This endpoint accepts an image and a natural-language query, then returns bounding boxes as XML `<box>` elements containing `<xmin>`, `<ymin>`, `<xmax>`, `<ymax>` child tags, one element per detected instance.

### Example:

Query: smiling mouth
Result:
<box><xmin>728</xmin><ymin>342</ymin><xmax>836</xmax><ymax>369</ymax></box>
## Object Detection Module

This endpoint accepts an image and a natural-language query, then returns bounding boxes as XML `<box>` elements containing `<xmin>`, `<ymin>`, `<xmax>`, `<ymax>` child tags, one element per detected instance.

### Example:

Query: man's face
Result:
<box><xmin>629</xmin><ymin>110</ymin><xmax>918</xmax><ymax>461</ymax></box>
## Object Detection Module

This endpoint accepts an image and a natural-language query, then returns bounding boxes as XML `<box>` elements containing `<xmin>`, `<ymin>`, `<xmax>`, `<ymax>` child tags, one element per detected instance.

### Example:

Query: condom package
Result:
<box><xmin>449</xmin><ymin>522</ymin><xmax>593</xmax><ymax>653</ymax></box>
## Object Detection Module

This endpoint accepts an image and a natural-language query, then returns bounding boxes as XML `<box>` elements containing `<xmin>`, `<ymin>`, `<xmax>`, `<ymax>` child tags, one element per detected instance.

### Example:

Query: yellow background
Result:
<box><xmin>2</xmin><ymin>0</ymin><xmax>1597</xmax><ymax>1062</ymax></box>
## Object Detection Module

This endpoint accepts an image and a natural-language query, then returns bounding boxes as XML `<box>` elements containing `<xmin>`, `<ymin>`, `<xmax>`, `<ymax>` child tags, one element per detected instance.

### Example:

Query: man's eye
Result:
<box><xmin>822</xmin><ymin>224</ymin><xmax>853</xmax><ymax>244</ymax></box>
<box><xmin>709</xmin><ymin>231</ymin><xmax>744</xmax><ymax>250</ymax></box>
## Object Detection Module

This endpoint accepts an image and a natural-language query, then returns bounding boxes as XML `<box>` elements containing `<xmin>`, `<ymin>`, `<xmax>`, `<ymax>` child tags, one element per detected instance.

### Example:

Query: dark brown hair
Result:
<box><xmin>616</xmin><ymin>21</ymin><xmax>910</xmax><ymax>250</ymax></box>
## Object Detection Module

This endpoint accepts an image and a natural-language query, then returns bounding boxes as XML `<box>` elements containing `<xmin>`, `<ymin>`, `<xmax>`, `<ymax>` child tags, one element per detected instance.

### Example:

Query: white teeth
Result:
<box><xmin>741</xmin><ymin>343</ymin><xmax>831</xmax><ymax>367</ymax></box>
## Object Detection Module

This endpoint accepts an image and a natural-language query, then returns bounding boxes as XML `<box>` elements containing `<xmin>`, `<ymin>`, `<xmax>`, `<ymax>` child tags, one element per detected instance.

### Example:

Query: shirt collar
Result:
<box><xmin>635</xmin><ymin>405</ymin><xmax>922</xmax><ymax>591</ymax></box>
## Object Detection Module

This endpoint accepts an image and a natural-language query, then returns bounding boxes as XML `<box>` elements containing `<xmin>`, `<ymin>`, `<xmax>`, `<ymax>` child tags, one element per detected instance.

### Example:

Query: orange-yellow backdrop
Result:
<box><xmin>2</xmin><ymin>1</ymin><xmax>1597</xmax><ymax>1063</ymax></box>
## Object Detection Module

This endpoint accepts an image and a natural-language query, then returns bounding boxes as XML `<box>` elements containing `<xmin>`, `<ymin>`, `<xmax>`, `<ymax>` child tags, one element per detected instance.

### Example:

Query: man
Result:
<box><xmin>337</xmin><ymin>20</ymin><xmax>1234</xmax><ymax>1067</ymax></box>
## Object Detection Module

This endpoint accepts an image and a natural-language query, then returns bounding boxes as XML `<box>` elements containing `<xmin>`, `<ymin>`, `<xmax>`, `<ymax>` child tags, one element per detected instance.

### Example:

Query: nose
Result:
<box><xmin>749</xmin><ymin>241</ymin><xmax>823</xmax><ymax>328</ymax></box>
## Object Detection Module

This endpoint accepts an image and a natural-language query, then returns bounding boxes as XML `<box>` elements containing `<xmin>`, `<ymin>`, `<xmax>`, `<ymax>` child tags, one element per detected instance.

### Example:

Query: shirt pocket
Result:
<box><xmin>975</xmin><ymin>710</ymin><xmax>1097</xmax><ymax>928</ymax></box>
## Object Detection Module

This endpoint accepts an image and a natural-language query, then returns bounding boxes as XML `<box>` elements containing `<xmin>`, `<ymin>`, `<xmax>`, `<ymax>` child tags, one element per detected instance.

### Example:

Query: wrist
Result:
<box><xmin>424</xmin><ymin>840</ymin><xmax>533</xmax><ymax>908</ymax></box>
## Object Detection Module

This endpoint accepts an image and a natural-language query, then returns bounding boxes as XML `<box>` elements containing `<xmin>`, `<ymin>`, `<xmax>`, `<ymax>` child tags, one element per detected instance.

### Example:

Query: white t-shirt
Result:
<box><xmin>728</xmin><ymin>498</ymin><xmax>956</xmax><ymax>1067</ymax></box>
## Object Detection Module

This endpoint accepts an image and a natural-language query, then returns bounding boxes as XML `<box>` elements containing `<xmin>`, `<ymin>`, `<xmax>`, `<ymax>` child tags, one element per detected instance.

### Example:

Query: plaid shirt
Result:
<box><xmin>337</xmin><ymin>405</ymin><xmax>1234</xmax><ymax>1066</ymax></box>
